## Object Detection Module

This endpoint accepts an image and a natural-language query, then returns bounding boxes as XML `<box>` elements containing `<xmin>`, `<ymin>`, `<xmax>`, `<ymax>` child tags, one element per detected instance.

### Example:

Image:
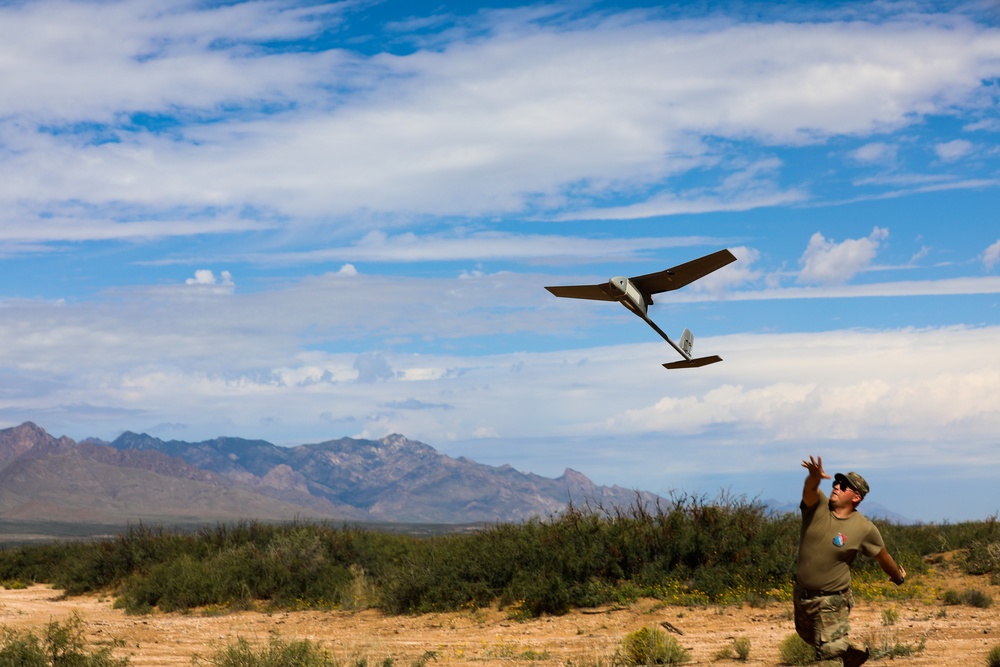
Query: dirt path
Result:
<box><xmin>1</xmin><ymin>564</ymin><xmax>997</xmax><ymax>666</ymax></box>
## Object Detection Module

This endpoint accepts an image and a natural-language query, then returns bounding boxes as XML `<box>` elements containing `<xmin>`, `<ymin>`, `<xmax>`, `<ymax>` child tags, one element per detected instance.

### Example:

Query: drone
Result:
<box><xmin>545</xmin><ymin>248</ymin><xmax>736</xmax><ymax>369</ymax></box>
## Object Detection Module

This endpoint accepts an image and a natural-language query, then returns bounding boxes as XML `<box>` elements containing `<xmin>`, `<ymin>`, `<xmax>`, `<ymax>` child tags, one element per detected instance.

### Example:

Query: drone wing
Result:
<box><xmin>630</xmin><ymin>248</ymin><xmax>736</xmax><ymax>297</ymax></box>
<box><xmin>544</xmin><ymin>283</ymin><xmax>618</xmax><ymax>301</ymax></box>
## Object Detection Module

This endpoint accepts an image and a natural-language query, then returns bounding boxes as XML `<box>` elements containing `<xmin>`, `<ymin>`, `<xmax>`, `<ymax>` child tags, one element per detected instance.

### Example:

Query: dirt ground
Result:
<box><xmin>1</xmin><ymin>556</ymin><xmax>997</xmax><ymax>666</ymax></box>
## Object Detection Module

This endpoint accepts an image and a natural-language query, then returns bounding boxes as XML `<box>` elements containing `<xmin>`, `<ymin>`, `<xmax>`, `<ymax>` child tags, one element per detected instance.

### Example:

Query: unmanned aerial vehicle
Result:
<box><xmin>545</xmin><ymin>248</ymin><xmax>737</xmax><ymax>369</ymax></box>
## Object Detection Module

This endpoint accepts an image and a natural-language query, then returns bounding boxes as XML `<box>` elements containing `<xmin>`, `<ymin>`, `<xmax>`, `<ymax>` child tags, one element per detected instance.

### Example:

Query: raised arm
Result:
<box><xmin>801</xmin><ymin>455</ymin><xmax>830</xmax><ymax>508</ymax></box>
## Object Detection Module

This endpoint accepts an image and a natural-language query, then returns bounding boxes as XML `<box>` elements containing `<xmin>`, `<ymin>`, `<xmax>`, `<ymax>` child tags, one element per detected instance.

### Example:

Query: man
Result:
<box><xmin>795</xmin><ymin>455</ymin><xmax>907</xmax><ymax>667</ymax></box>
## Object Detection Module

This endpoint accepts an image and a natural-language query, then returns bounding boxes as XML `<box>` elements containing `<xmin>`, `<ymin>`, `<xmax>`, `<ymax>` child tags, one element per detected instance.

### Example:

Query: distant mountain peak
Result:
<box><xmin>1</xmin><ymin>421</ymin><xmax>664</xmax><ymax>525</ymax></box>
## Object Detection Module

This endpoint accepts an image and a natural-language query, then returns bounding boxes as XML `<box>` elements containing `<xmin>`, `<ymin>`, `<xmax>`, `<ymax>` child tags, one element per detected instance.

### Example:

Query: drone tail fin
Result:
<box><xmin>678</xmin><ymin>328</ymin><xmax>694</xmax><ymax>355</ymax></box>
<box><xmin>662</xmin><ymin>328</ymin><xmax>723</xmax><ymax>369</ymax></box>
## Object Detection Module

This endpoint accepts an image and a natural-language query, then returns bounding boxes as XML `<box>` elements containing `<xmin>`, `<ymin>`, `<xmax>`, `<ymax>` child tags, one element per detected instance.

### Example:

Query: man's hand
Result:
<box><xmin>876</xmin><ymin>548</ymin><xmax>906</xmax><ymax>584</ymax></box>
<box><xmin>801</xmin><ymin>455</ymin><xmax>829</xmax><ymax>508</ymax></box>
<box><xmin>801</xmin><ymin>455</ymin><xmax>831</xmax><ymax>480</ymax></box>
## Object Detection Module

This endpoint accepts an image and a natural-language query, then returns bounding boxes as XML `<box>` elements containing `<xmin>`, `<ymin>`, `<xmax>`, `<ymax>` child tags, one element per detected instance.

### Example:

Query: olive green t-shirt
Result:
<box><xmin>796</xmin><ymin>489</ymin><xmax>885</xmax><ymax>592</ymax></box>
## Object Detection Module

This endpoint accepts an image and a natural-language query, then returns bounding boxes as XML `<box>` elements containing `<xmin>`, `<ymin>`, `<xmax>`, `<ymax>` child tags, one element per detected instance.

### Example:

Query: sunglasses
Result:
<box><xmin>833</xmin><ymin>480</ymin><xmax>857</xmax><ymax>493</ymax></box>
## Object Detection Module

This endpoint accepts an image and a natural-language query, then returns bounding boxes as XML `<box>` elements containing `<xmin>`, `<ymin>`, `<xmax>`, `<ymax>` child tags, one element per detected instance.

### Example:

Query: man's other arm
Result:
<box><xmin>875</xmin><ymin>548</ymin><xmax>907</xmax><ymax>584</ymax></box>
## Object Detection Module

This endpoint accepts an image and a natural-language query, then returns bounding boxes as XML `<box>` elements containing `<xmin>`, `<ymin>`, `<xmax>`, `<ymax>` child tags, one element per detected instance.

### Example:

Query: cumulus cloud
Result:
<box><xmin>797</xmin><ymin>227</ymin><xmax>889</xmax><ymax>285</ymax></box>
<box><xmin>186</xmin><ymin>269</ymin><xmax>234</xmax><ymax>286</ymax></box>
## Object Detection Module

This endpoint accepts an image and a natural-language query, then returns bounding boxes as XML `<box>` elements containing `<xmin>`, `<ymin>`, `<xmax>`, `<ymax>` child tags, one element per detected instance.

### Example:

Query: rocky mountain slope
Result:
<box><xmin>0</xmin><ymin>422</ymin><xmax>659</xmax><ymax>525</ymax></box>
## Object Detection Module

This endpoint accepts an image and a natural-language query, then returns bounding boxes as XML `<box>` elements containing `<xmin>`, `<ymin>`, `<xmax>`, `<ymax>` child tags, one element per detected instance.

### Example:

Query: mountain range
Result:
<box><xmin>0</xmin><ymin>422</ymin><xmax>661</xmax><ymax>526</ymax></box>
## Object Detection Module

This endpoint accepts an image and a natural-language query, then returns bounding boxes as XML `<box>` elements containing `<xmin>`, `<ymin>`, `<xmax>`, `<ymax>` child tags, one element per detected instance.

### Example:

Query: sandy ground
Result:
<box><xmin>1</xmin><ymin>559</ymin><xmax>997</xmax><ymax>666</ymax></box>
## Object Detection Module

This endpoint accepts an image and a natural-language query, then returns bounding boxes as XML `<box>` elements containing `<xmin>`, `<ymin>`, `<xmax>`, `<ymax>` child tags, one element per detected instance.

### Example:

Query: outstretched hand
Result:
<box><xmin>801</xmin><ymin>455</ymin><xmax>831</xmax><ymax>480</ymax></box>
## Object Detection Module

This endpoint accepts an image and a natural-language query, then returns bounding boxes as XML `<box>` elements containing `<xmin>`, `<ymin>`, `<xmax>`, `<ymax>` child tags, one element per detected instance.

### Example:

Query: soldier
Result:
<box><xmin>794</xmin><ymin>456</ymin><xmax>907</xmax><ymax>667</ymax></box>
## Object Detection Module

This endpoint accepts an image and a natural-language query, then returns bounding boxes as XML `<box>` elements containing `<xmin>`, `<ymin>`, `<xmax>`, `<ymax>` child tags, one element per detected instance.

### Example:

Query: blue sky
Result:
<box><xmin>1</xmin><ymin>0</ymin><xmax>999</xmax><ymax>522</ymax></box>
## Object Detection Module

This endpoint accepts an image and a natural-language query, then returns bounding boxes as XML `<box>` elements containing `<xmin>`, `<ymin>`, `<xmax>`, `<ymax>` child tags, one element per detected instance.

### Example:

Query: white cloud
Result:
<box><xmin>1</xmin><ymin>5</ymin><xmax>999</xmax><ymax>235</ymax></box>
<box><xmin>353</xmin><ymin>352</ymin><xmax>396</xmax><ymax>383</ymax></box>
<box><xmin>186</xmin><ymin>269</ymin><xmax>233</xmax><ymax>286</ymax></box>
<box><xmin>5</xmin><ymin>319</ymin><xmax>999</xmax><ymax>479</ymax></box>
<box><xmin>684</xmin><ymin>245</ymin><xmax>761</xmax><ymax>294</ymax></box>
<box><xmin>184</xmin><ymin>269</ymin><xmax>235</xmax><ymax>294</ymax></box>
<box><xmin>797</xmin><ymin>227</ymin><xmax>889</xmax><ymax>285</ymax></box>
<box><xmin>850</xmin><ymin>142</ymin><xmax>897</xmax><ymax>164</ymax></box>
<box><xmin>984</xmin><ymin>240</ymin><xmax>1000</xmax><ymax>271</ymax></box>
<box><xmin>604</xmin><ymin>327</ymin><xmax>1000</xmax><ymax>450</ymax></box>
<box><xmin>0</xmin><ymin>0</ymin><xmax>345</xmax><ymax>121</ymax></box>
<box><xmin>934</xmin><ymin>139</ymin><xmax>974</xmax><ymax>161</ymax></box>
<box><xmin>245</xmin><ymin>230</ymin><xmax>724</xmax><ymax>265</ymax></box>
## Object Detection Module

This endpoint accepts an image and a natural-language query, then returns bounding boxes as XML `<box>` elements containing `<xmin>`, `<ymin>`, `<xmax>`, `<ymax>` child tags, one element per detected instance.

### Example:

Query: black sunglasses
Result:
<box><xmin>833</xmin><ymin>479</ymin><xmax>856</xmax><ymax>493</ymax></box>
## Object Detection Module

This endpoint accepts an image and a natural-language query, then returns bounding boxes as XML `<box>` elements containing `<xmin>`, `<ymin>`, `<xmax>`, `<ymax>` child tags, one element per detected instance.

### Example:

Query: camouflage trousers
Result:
<box><xmin>793</xmin><ymin>584</ymin><xmax>857</xmax><ymax>666</ymax></box>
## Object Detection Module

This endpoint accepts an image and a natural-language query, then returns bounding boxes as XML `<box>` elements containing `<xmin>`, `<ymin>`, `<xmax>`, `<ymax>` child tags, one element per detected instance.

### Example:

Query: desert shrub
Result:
<box><xmin>940</xmin><ymin>588</ymin><xmax>993</xmax><ymax>608</ymax></box>
<box><xmin>966</xmin><ymin>540</ymin><xmax>1000</xmax><ymax>582</ymax></box>
<box><xmin>987</xmin><ymin>644</ymin><xmax>1000</xmax><ymax>667</ymax></box>
<box><xmin>194</xmin><ymin>633</ymin><xmax>335</xmax><ymax>667</ymax></box>
<box><xmin>964</xmin><ymin>588</ymin><xmax>993</xmax><ymax>608</ymax></box>
<box><xmin>619</xmin><ymin>626</ymin><xmax>689</xmax><ymax>666</ymax></box>
<box><xmin>0</xmin><ymin>628</ymin><xmax>47</xmax><ymax>667</ymax></box>
<box><xmin>777</xmin><ymin>633</ymin><xmax>814</xmax><ymax>665</ymax></box>
<box><xmin>942</xmin><ymin>589</ymin><xmax>964</xmax><ymax>605</ymax></box>
<box><xmin>4</xmin><ymin>509</ymin><xmax>1000</xmax><ymax>617</ymax></box>
<box><xmin>731</xmin><ymin>637</ymin><xmax>751</xmax><ymax>661</ymax></box>
<box><xmin>0</xmin><ymin>613</ymin><xmax>130</xmax><ymax>666</ymax></box>
<box><xmin>865</xmin><ymin>628</ymin><xmax>925</xmax><ymax>660</ymax></box>
<box><xmin>713</xmin><ymin>637</ymin><xmax>751</xmax><ymax>661</ymax></box>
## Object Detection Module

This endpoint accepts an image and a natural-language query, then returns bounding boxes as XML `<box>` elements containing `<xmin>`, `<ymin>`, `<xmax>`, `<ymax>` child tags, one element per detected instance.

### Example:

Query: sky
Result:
<box><xmin>1</xmin><ymin>0</ymin><xmax>999</xmax><ymax>523</ymax></box>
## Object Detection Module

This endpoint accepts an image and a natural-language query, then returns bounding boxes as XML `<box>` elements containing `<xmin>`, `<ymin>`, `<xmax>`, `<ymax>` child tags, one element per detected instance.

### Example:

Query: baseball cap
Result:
<box><xmin>835</xmin><ymin>472</ymin><xmax>869</xmax><ymax>499</ymax></box>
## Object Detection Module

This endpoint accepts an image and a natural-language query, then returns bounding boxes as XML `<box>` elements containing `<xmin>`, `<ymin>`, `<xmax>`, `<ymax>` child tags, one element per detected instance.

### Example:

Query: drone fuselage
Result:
<box><xmin>608</xmin><ymin>276</ymin><xmax>649</xmax><ymax>318</ymax></box>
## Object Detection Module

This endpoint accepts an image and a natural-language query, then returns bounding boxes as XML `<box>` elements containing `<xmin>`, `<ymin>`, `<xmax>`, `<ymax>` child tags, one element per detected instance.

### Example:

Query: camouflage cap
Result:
<box><xmin>835</xmin><ymin>472</ymin><xmax>869</xmax><ymax>499</ymax></box>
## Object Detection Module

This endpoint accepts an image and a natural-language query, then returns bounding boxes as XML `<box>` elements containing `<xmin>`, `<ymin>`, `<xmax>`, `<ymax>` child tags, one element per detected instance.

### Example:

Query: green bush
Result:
<box><xmin>732</xmin><ymin>637</ymin><xmax>751</xmax><ymax>661</ymax></box>
<box><xmin>713</xmin><ymin>637</ymin><xmax>751</xmax><ymax>662</ymax></box>
<box><xmin>942</xmin><ymin>589</ymin><xmax>964</xmax><ymax>605</ymax></box>
<box><xmin>619</xmin><ymin>627</ymin><xmax>689</xmax><ymax>666</ymax></box>
<box><xmin>2</xmin><ymin>506</ymin><xmax>1000</xmax><ymax>618</ymax></box>
<box><xmin>986</xmin><ymin>643</ymin><xmax>1000</xmax><ymax>667</ymax></box>
<box><xmin>194</xmin><ymin>634</ymin><xmax>335</xmax><ymax>667</ymax></box>
<box><xmin>965</xmin><ymin>540</ymin><xmax>1000</xmax><ymax>575</ymax></box>
<box><xmin>965</xmin><ymin>588</ymin><xmax>993</xmax><ymax>609</ymax></box>
<box><xmin>0</xmin><ymin>614</ymin><xmax>130</xmax><ymax>666</ymax></box>
<box><xmin>777</xmin><ymin>633</ymin><xmax>814</xmax><ymax>665</ymax></box>
<box><xmin>941</xmin><ymin>588</ymin><xmax>993</xmax><ymax>608</ymax></box>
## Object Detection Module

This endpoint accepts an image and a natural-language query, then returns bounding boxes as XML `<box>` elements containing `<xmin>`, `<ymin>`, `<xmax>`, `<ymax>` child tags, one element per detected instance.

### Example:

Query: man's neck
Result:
<box><xmin>829</xmin><ymin>501</ymin><xmax>856</xmax><ymax>519</ymax></box>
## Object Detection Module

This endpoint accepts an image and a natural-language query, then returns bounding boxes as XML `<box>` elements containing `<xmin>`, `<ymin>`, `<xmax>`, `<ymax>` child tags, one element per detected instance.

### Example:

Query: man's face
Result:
<box><xmin>831</xmin><ymin>479</ymin><xmax>860</xmax><ymax>508</ymax></box>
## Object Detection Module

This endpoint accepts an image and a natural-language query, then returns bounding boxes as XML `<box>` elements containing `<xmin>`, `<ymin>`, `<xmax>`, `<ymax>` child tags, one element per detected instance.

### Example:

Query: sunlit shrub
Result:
<box><xmin>0</xmin><ymin>613</ymin><xmax>130</xmax><ymax>666</ymax></box>
<box><xmin>193</xmin><ymin>633</ymin><xmax>335</xmax><ymax>667</ymax></box>
<box><xmin>619</xmin><ymin>626</ymin><xmax>689</xmax><ymax>666</ymax></box>
<box><xmin>777</xmin><ymin>633</ymin><xmax>814</xmax><ymax>665</ymax></box>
